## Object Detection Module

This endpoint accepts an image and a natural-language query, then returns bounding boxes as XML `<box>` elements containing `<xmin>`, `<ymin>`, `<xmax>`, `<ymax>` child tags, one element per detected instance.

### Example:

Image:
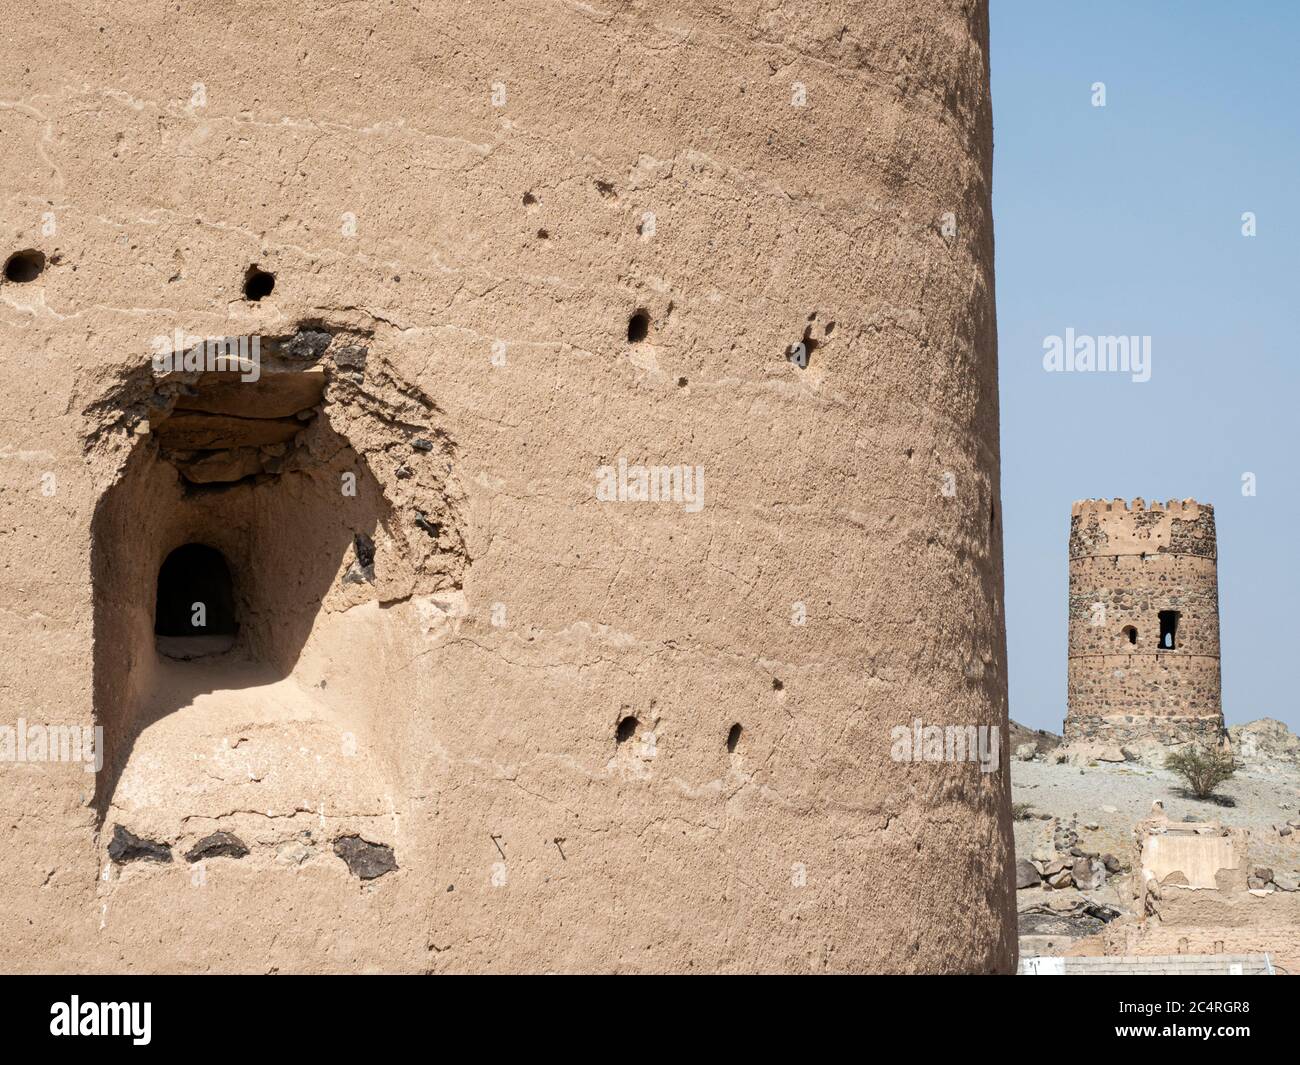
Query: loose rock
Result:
<box><xmin>1072</xmin><ymin>857</ymin><xmax>1105</xmax><ymax>891</ymax></box>
<box><xmin>1016</xmin><ymin>859</ymin><xmax>1041</xmax><ymax>889</ymax></box>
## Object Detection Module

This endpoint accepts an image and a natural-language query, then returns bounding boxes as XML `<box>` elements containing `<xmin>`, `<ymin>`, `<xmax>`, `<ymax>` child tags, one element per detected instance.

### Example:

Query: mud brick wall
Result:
<box><xmin>0</xmin><ymin>2</ymin><xmax>1014</xmax><ymax>972</ymax></box>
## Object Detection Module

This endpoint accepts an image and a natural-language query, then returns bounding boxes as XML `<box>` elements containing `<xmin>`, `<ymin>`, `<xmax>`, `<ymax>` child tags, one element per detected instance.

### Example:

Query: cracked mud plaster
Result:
<box><xmin>0</xmin><ymin>1</ymin><xmax>1013</xmax><ymax>972</ymax></box>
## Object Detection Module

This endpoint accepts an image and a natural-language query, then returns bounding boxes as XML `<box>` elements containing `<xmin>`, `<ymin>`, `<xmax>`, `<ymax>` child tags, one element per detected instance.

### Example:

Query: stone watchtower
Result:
<box><xmin>1066</xmin><ymin>499</ymin><xmax>1225</xmax><ymax>748</ymax></box>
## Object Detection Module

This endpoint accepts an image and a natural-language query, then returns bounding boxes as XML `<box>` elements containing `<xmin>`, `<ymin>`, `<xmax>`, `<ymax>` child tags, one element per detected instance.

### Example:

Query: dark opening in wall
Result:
<box><xmin>3</xmin><ymin>249</ymin><xmax>45</xmax><ymax>283</ymax></box>
<box><xmin>1158</xmin><ymin>611</ymin><xmax>1179</xmax><ymax>650</ymax></box>
<box><xmin>88</xmin><ymin>328</ymin><xmax>467</xmax><ymax>827</ymax></box>
<box><xmin>1122</xmin><ymin>625</ymin><xmax>1138</xmax><ymax>646</ymax></box>
<box><xmin>243</xmin><ymin>265</ymin><xmax>275</xmax><ymax>301</ymax></box>
<box><xmin>615</xmin><ymin>715</ymin><xmax>638</xmax><ymax>744</ymax></box>
<box><xmin>627</xmin><ymin>310</ymin><xmax>650</xmax><ymax>343</ymax></box>
<box><xmin>155</xmin><ymin>543</ymin><xmax>237</xmax><ymax>657</ymax></box>
<box><xmin>726</xmin><ymin>723</ymin><xmax>742</xmax><ymax>753</ymax></box>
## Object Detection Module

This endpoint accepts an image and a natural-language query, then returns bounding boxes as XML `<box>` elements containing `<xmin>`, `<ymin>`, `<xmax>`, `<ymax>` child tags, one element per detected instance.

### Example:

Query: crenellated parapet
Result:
<box><xmin>1069</xmin><ymin>498</ymin><xmax>1216</xmax><ymax>560</ymax></box>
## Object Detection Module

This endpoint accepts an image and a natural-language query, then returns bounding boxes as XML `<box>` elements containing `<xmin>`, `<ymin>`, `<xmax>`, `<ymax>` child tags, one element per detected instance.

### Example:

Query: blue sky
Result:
<box><xmin>990</xmin><ymin>1</ymin><xmax>1300</xmax><ymax>732</ymax></box>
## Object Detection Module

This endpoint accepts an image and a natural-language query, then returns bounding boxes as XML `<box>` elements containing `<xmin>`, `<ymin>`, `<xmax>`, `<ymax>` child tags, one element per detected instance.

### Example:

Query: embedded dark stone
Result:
<box><xmin>333</xmin><ymin>343</ymin><xmax>368</xmax><ymax>372</ymax></box>
<box><xmin>283</xmin><ymin>329</ymin><xmax>333</xmax><ymax>361</ymax></box>
<box><xmin>353</xmin><ymin>532</ymin><xmax>375</xmax><ymax>569</ymax></box>
<box><xmin>341</xmin><ymin>533</ymin><xmax>376</xmax><ymax>586</ymax></box>
<box><xmin>107</xmin><ymin>824</ymin><xmax>173</xmax><ymax>865</ymax></box>
<box><xmin>411</xmin><ymin>438</ymin><xmax>434</xmax><ymax>452</ymax></box>
<box><xmin>184</xmin><ymin>831</ymin><xmax>249</xmax><ymax>862</ymax></box>
<box><xmin>413</xmin><ymin>511</ymin><xmax>440</xmax><ymax>537</ymax></box>
<box><xmin>416</xmin><ymin>509</ymin><xmax>441</xmax><ymax>538</ymax></box>
<box><xmin>333</xmin><ymin>835</ymin><xmax>397</xmax><ymax>880</ymax></box>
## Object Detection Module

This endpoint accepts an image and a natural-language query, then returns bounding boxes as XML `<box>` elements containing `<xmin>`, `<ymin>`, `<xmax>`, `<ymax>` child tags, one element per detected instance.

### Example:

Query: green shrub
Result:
<box><xmin>1165</xmin><ymin>745</ymin><xmax>1237</xmax><ymax>800</ymax></box>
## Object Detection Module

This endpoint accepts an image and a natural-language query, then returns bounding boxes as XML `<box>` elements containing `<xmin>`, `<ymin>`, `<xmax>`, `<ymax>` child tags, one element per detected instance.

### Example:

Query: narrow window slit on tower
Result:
<box><xmin>1122</xmin><ymin>625</ymin><xmax>1137</xmax><ymax>646</ymax></box>
<box><xmin>155</xmin><ymin>543</ymin><xmax>238</xmax><ymax>659</ymax></box>
<box><xmin>1158</xmin><ymin>610</ymin><xmax>1179</xmax><ymax>650</ymax></box>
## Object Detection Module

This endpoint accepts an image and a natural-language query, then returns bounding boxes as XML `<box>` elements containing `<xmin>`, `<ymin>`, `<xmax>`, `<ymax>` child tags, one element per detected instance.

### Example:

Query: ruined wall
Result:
<box><xmin>1065</xmin><ymin>499</ymin><xmax>1224</xmax><ymax>747</ymax></box>
<box><xmin>0</xmin><ymin>1</ymin><xmax>1012</xmax><ymax>972</ymax></box>
<box><xmin>1081</xmin><ymin>814</ymin><xmax>1300</xmax><ymax>973</ymax></box>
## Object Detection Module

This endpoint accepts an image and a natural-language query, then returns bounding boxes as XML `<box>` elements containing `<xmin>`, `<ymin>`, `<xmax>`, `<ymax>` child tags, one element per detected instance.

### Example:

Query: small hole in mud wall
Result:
<box><xmin>726</xmin><ymin>723</ymin><xmax>742</xmax><ymax>753</ymax></box>
<box><xmin>615</xmin><ymin>715</ymin><xmax>639</xmax><ymax>744</ymax></box>
<box><xmin>3</xmin><ymin>249</ymin><xmax>45</xmax><ymax>283</ymax></box>
<box><xmin>627</xmin><ymin>310</ymin><xmax>650</xmax><ymax>343</ymax></box>
<box><xmin>155</xmin><ymin>543</ymin><xmax>238</xmax><ymax>659</ymax></box>
<box><xmin>243</xmin><ymin>265</ymin><xmax>275</xmax><ymax>301</ymax></box>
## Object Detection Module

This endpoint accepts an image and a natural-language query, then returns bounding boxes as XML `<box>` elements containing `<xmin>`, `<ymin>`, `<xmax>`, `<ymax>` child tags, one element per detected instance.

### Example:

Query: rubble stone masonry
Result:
<box><xmin>1065</xmin><ymin>499</ymin><xmax>1225</xmax><ymax>747</ymax></box>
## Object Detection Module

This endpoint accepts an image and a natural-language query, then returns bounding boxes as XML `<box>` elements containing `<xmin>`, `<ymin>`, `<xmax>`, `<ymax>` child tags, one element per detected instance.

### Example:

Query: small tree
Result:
<box><xmin>1165</xmin><ymin>745</ymin><xmax>1237</xmax><ymax>800</ymax></box>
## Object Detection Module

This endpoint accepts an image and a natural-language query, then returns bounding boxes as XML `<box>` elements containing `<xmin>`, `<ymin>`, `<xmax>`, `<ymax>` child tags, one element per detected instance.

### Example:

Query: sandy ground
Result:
<box><xmin>1015</xmin><ymin>757</ymin><xmax>1300</xmax><ymax>862</ymax></box>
